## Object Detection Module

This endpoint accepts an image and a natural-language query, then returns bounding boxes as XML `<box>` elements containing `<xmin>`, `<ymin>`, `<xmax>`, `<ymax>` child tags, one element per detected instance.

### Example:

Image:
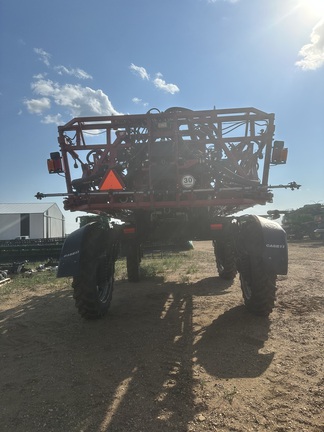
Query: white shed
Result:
<box><xmin>0</xmin><ymin>203</ymin><xmax>65</xmax><ymax>240</ymax></box>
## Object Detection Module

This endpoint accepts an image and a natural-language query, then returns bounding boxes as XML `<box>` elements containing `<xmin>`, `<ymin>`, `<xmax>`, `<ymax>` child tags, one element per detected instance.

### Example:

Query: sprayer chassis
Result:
<box><xmin>38</xmin><ymin>107</ymin><xmax>291</xmax><ymax>318</ymax></box>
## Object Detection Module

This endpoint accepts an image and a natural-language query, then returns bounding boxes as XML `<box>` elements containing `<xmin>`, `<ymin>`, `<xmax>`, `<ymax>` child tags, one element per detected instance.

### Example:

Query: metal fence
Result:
<box><xmin>0</xmin><ymin>238</ymin><xmax>65</xmax><ymax>263</ymax></box>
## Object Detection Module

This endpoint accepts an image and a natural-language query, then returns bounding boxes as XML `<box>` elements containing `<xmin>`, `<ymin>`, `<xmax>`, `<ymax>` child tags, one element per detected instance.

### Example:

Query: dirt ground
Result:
<box><xmin>1</xmin><ymin>241</ymin><xmax>323</xmax><ymax>432</ymax></box>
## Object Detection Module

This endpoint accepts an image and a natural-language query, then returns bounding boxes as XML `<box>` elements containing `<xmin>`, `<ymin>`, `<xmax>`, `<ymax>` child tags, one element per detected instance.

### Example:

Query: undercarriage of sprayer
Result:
<box><xmin>37</xmin><ymin>106</ymin><xmax>299</xmax><ymax>319</ymax></box>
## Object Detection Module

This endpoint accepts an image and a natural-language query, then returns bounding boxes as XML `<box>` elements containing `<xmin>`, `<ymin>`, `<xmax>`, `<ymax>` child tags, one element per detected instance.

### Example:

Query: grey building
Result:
<box><xmin>0</xmin><ymin>203</ymin><xmax>65</xmax><ymax>240</ymax></box>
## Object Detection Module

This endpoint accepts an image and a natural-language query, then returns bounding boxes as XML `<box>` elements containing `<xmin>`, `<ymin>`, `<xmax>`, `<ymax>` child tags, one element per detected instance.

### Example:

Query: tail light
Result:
<box><xmin>47</xmin><ymin>152</ymin><xmax>64</xmax><ymax>173</ymax></box>
<box><xmin>272</xmin><ymin>141</ymin><xmax>288</xmax><ymax>165</ymax></box>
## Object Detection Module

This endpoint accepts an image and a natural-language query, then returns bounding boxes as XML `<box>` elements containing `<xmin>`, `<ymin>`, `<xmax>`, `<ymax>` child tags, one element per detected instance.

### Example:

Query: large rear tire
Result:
<box><xmin>239</xmin><ymin>254</ymin><xmax>276</xmax><ymax>316</ymax></box>
<box><xmin>72</xmin><ymin>226</ymin><xmax>117</xmax><ymax>319</ymax></box>
<box><xmin>213</xmin><ymin>239</ymin><xmax>237</xmax><ymax>280</ymax></box>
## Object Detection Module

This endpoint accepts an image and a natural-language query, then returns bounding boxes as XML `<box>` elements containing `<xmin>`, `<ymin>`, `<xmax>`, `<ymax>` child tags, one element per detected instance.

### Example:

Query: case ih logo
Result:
<box><xmin>266</xmin><ymin>244</ymin><xmax>286</xmax><ymax>249</ymax></box>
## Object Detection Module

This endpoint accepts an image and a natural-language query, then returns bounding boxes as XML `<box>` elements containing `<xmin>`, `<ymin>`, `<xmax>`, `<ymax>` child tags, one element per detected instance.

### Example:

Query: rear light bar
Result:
<box><xmin>47</xmin><ymin>152</ymin><xmax>64</xmax><ymax>174</ymax></box>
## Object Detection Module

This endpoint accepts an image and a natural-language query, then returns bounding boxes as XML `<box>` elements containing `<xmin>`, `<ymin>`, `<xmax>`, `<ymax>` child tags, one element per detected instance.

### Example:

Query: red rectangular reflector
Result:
<box><xmin>210</xmin><ymin>224</ymin><xmax>223</xmax><ymax>231</ymax></box>
<box><xmin>123</xmin><ymin>227</ymin><xmax>136</xmax><ymax>235</ymax></box>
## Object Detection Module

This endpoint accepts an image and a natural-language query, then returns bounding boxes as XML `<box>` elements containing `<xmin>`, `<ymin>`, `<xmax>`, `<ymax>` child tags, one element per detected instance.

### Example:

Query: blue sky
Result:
<box><xmin>1</xmin><ymin>0</ymin><xmax>323</xmax><ymax>233</ymax></box>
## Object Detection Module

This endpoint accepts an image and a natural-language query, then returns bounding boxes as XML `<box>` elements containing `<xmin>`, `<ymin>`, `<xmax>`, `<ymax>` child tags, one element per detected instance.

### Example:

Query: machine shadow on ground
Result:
<box><xmin>1</xmin><ymin>275</ymin><xmax>272</xmax><ymax>431</ymax></box>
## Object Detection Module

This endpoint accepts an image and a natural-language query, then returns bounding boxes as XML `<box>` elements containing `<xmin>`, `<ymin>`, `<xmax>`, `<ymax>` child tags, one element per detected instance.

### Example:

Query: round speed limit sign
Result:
<box><xmin>181</xmin><ymin>175</ymin><xmax>196</xmax><ymax>188</ymax></box>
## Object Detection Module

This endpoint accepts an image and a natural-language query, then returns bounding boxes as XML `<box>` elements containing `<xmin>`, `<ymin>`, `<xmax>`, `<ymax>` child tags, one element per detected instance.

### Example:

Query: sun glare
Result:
<box><xmin>299</xmin><ymin>0</ymin><xmax>324</xmax><ymax>18</ymax></box>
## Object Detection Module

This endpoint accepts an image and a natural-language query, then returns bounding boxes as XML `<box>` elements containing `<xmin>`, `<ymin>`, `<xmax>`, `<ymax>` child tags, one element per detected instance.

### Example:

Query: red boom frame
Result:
<box><xmin>43</xmin><ymin>107</ymin><xmax>287</xmax><ymax>218</ymax></box>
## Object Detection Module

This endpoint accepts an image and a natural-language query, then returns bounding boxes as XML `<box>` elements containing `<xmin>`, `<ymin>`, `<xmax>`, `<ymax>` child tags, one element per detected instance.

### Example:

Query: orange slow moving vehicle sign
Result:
<box><xmin>99</xmin><ymin>170</ymin><xmax>125</xmax><ymax>191</ymax></box>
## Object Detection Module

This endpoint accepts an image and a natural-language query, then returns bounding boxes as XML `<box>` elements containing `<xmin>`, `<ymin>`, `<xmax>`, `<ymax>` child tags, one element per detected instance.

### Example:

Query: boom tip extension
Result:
<box><xmin>35</xmin><ymin>192</ymin><xmax>44</xmax><ymax>200</ymax></box>
<box><xmin>288</xmin><ymin>181</ymin><xmax>301</xmax><ymax>190</ymax></box>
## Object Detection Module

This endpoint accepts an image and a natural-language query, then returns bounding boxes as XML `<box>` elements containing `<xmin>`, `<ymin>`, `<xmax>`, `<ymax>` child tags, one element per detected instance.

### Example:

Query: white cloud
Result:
<box><xmin>25</xmin><ymin>77</ymin><xmax>121</xmax><ymax>119</ymax></box>
<box><xmin>296</xmin><ymin>19</ymin><xmax>324</xmax><ymax>70</ymax></box>
<box><xmin>34</xmin><ymin>48</ymin><xmax>51</xmax><ymax>66</ymax></box>
<box><xmin>33</xmin><ymin>73</ymin><xmax>47</xmax><ymax>79</ymax></box>
<box><xmin>132</xmin><ymin>97</ymin><xmax>148</xmax><ymax>106</ymax></box>
<box><xmin>31</xmin><ymin>78</ymin><xmax>56</xmax><ymax>97</ymax></box>
<box><xmin>24</xmin><ymin>97</ymin><xmax>51</xmax><ymax>114</ymax></box>
<box><xmin>153</xmin><ymin>74</ymin><xmax>180</xmax><ymax>94</ymax></box>
<box><xmin>41</xmin><ymin>113</ymin><xmax>63</xmax><ymax>125</ymax></box>
<box><xmin>25</xmin><ymin>49</ymin><xmax>121</xmax><ymax>122</ymax></box>
<box><xmin>33</xmin><ymin>48</ymin><xmax>92</xmax><ymax>80</ymax></box>
<box><xmin>130</xmin><ymin>63</ymin><xmax>150</xmax><ymax>80</ymax></box>
<box><xmin>130</xmin><ymin>64</ymin><xmax>180</xmax><ymax>94</ymax></box>
<box><xmin>54</xmin><ymin>65</ymin><xmax>93</xmax><ymax>80</ymax></box>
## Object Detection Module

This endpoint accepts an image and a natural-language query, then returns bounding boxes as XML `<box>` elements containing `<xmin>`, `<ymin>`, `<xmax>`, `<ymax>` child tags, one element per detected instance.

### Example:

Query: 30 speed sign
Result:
<box><xmin>181</xmin><ymin>175</ymin><xmax>196</xmax><ymax>188</ymax></box>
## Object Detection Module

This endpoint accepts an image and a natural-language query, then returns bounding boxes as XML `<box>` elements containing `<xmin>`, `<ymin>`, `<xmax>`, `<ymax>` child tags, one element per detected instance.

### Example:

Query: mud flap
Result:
<box><xmin>239</xmin><ymin>215</ymin><xmax>288</xmax><ymax>275</ymax></box>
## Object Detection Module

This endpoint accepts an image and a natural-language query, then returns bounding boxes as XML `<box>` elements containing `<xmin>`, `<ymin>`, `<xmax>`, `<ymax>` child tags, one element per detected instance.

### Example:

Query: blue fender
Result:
<box><xmin>239</xmin><ymin>215</ymin><xmax>288</xmax><ymax>275</ymax></box>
